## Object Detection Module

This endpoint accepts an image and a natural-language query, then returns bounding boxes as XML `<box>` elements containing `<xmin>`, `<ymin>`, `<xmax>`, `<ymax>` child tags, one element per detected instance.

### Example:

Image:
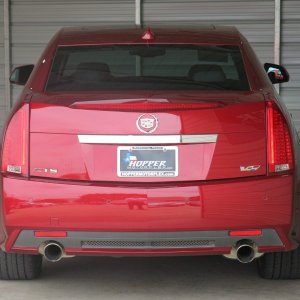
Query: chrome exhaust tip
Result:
<box><xmin>223</xmin><ymin>239</ymin><xmax>263</xmax><ymax>263</ymax></box>
<box><xmin>39</xmin><ymin>242</ymin><xmax>65</xmax><ymax>262</ymax></box>
<box><xmin>236</xmin><ymin>243</ymin><xmax>256</xmax><ymax>263</ymax></box>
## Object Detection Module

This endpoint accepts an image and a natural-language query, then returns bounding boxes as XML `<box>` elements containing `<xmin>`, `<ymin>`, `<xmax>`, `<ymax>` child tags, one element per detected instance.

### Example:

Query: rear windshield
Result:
<box><xmin>46</xmin><ymin>44</ymin><xmax>249</xmax><ymax>91</ymax></box>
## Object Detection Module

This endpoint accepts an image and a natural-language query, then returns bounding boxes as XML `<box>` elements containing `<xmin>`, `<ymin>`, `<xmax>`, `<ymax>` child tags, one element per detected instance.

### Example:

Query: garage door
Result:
<box><xmin>144</xmin><ymin>1</ymin><xmax>274</xmax><ymax>71</ymax></box>
<box><xmin>10</xmin><ymin>0</ymin><xmax>135</xmax><ymax>107</ymax></box>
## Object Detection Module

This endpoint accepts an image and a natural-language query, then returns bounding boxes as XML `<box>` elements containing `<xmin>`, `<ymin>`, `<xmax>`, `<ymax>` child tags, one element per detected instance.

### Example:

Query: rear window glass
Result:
<box><xmin>46</xmin><ymin>44</ymin><xmax>249</xmax><ymax>91</ymax></box>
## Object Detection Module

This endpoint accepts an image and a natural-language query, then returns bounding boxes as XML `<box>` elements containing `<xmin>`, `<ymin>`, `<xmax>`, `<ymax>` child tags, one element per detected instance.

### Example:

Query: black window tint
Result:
<box><xmin>46</xmin><ymin>45</ymin><xmax>249</xmax><ymax>91</ymax></box>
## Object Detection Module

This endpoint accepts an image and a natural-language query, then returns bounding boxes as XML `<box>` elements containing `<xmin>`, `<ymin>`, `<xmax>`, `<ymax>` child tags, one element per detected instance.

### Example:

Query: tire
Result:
<box><xmin>0</xmin><ymin>250</ymin><xmax>42</xmax><ymax>280</ymax></box>
<box><xmin>257</xmin><ymin>247</ymin><xmax>300</xmax><ymax>279</ymax></box>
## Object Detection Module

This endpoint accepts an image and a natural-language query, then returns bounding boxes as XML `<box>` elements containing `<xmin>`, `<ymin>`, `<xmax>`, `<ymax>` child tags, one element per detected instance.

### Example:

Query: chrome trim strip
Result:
<box><xmin>78</xmin><ymin>134</ymin><xmax>217</xmax><ymax>145</ymax></box>
<box><xmin>180</xmin><ymin>135</ymin><xmax>217</xmax><ymax>144</ymax></box>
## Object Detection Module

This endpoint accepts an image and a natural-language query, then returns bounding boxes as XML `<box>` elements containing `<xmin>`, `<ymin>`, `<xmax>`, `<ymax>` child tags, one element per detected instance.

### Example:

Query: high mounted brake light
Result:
<box><xmin>141</xmin><ymin>28</ymin><xmax>155</xmax><ymax>41</ymax></box>
<box><xmin>267</xmin><ymin>101</ymin><xmax>293</xmax><ymax>174</ymax></box>
<box><xmin>1</xmin><ymin>103</ymin><xmax>29</xmax><ymax>176</ymax></box>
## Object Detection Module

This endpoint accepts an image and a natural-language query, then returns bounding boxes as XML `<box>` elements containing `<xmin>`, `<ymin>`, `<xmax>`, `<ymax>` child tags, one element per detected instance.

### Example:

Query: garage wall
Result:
<box><xmin>1</xmin><ymin>0</ymin><xmax>300</xmax><ymax>131</ymax></box>
<box><xmin>281</xmin><ymin>0</ymin><xmax>300</xmax><ymax>130</ymax></box>
<box><xmin>10</xmin><ymin>0</ymin><xmax>135</xmax><ymax>105</ymax></box>
<box><xmin>143</xmin><ymin>0</ymin><xmax>275</xmax><ymax>63</ymax></box>
<box><xmin>0</xmin><ymin>0</ymin><xmax>5</xmax><ymax>131</ymax></box>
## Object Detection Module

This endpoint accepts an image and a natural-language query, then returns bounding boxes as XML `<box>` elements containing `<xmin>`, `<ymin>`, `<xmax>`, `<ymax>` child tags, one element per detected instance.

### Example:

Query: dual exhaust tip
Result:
<box><xmin>40</xmin><ymin>239</ymin><xmax>260</xmax><ymax>264</ymax></box>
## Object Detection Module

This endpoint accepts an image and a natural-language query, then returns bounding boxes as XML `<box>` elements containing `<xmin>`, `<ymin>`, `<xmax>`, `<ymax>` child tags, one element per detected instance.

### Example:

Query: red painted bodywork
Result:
<box><xmin>29</xmin><ymin>91</ymin><xmax>267</xmax><ymax>182</ymax></box>
<box><xmin>1</xmin><ymin>26</ymin><xmax>300</xmax><ymax>256</ymax></box>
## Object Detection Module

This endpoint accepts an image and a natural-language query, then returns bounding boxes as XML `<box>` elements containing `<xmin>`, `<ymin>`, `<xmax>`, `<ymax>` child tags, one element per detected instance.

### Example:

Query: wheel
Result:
<box><xmin>0</xmin><ymin>250</ymin><xmax>42</xmax><ymax>280</ymax></box>
<box><xmin>257</xmin><ymin>247</ymin><xmax>300</xmax><ymax>279</ymax></box>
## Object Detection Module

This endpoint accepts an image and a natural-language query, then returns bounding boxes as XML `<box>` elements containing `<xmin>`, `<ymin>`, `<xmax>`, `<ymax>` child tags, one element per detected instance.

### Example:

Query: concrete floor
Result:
<box><xmin>0</xmin><ymin>256</ymin><xmax>299</xmax><ymax>300</ymax></box>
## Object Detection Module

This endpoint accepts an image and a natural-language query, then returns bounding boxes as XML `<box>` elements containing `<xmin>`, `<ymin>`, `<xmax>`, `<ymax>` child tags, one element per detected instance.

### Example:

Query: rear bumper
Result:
<box><xmin>0</xmin><ymin>175</ymin><xmax>296</xmax><ymax>255</ymax></box>
<box><xmin>13</xmin><ymin>229</ymin><xmax>284</xmax><ymax>257</ymax></box>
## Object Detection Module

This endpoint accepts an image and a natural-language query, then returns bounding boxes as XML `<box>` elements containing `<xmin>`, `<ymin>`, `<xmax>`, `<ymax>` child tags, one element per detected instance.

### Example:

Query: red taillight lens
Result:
<box><xmin>267</xmin><ymin>101</ymin><xmax>293</xmax><ymax>174</ymax></box>
<box><xmin>1</xmin><ymin>104</ymin><xmax>29</xmax><ymax>176</ymax></box>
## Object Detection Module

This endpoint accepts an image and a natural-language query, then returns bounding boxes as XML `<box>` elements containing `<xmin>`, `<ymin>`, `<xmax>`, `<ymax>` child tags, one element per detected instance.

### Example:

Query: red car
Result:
<box><xmin>1</xmin><ymin>26</ymin><xmax>299</xmax><ymax>280</ymax></box>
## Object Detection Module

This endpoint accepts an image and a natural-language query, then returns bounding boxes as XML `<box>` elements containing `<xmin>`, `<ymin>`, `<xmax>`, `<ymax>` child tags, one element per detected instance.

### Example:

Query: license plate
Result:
<box><xmin>117</xmin><ymin>146</ymin><xmax>178</xmax><ymax>177</ymax></box>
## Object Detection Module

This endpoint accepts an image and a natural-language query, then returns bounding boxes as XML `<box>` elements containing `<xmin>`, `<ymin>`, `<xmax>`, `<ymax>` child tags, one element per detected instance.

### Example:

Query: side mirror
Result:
<box><xmin>10</xmin><ymin>64</ymin><xmax>34</xmax><ymax>85</ymax></box>
<box><xmin>264</xmin><ymin>63</ymin><xmax>289</xmax><ymax>84</ymax></box>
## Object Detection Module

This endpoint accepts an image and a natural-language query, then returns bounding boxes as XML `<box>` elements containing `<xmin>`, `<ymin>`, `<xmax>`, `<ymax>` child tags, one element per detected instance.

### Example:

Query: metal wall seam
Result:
<box><xmin>135</xmin><ymin>0</ymin><xmax>142</xmax><ymax>76</ymax></box>
<box><xmin>135</xmin><ymin>0</ymin><xmax>142</xmax><ymax>27</ymax></box>
<box><xmin>274</xmin><ymin>0</ymin><xmax>281</xmax><ymax>94</ymax></box>
<box><xmin>4</xmin><ymin>0</ymin><xmax>11</xmax><ymax>111</ymax></box>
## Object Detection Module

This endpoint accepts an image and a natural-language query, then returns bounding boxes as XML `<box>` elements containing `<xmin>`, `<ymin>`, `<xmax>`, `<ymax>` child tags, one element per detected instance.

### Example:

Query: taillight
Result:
<box><xmin>267</xmin><ymin>101</ymin><xmax>293</xmax><ymax>174</ymax></box>
<box><xmin>1</xmin><ymin>103</ymin><xmax>29</xmax><ymax>176</ymax></box>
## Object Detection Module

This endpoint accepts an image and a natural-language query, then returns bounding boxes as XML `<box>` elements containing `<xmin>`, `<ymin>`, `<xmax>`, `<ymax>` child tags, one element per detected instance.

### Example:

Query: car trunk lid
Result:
<box><xmin>29</xmin><ymin>91</ymin><xmax>266</xmax><ymax>182</ymax></box>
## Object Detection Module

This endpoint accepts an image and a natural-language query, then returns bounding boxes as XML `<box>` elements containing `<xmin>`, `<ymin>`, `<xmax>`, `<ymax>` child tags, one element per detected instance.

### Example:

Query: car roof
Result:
<box><xmin>56</xmin><ymin>25</ymin><xmax>242</xmax><ymax>46</ymax></box>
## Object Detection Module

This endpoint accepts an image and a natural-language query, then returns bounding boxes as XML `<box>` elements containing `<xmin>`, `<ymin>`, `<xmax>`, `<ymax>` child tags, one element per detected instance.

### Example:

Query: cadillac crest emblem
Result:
<box><xmin>136</xmin><ymin>114</ymin><xmax>158</xmax><ymax>133</ymax></box>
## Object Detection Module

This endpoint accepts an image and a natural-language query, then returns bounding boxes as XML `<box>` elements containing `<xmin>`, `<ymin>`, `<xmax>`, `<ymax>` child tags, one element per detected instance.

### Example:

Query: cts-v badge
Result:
<box><xmin>240</xmin><ymin>165</ymin><xmax>261</xmax><ymax>172</ymax></box>
<box><xmin>34</xmin><ymin>167</ymin><xmax>58</xmax><ymax>174</ymax></box>
<box><xmin>136</xmin><ymin>114</ymin><xmax>158</xmax><ymax>133</ymax></box>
